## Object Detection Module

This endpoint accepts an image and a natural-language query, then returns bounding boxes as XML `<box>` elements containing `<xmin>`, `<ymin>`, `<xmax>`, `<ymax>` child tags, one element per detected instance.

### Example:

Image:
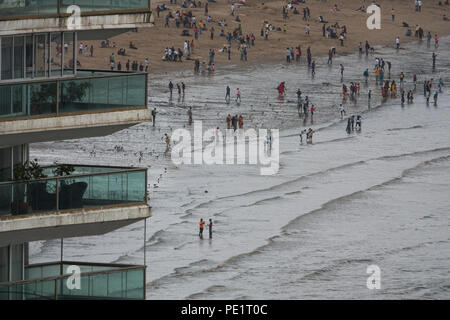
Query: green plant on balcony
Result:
<box><xmin>12</xmin><ymin>160</ymin><xmax>49</xmax><ymax>215</ymax></box>
<box><xmin>62</xmin><ymin>81</ymin><xmax>91</xmax><ymax>108</ymax></box>
<box><xmin>30</xmin><ymin>84</ymin><xmax>57</xmax><ymax>115</ymax></box>
<box><xmin>52</xmin><ymin>162</ymin><xmax>75</xmax><ymax>178</ymax></box>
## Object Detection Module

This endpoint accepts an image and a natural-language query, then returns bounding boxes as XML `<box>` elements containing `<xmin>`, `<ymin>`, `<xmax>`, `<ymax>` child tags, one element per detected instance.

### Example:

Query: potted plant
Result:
<box><xmin>12</xmin><ymin>159</ymin><xmax>48</xmax><ymax>214</ymax></box>
<box><xmin>61</xmin><ymin>81</ymin><xmax>91</xmax><ymax>111</ymax></box>
<box><xmin>30</xmin><ymin>83</ymin><xmax>57</xmax><ymax>115</ymax></box>
<box><xmin>52</xmin><ymin>162</ymin><xmax>75</xmax><ymax>178</ymax></box>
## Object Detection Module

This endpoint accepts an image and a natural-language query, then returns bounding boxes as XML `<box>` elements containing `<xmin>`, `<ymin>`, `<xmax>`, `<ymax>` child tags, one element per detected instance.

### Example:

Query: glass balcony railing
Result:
<box><xmin>0</xmin><ymin>261</ymin><xmax>146</xmax><ymax>300</ymax></box>
<box><xmin>0</xmin><ymin>73</ymin><xmax>147</xmax><ymax>119</ymax></box>
<box><xmin>0</xmin><ymin>165</ymin><xmax>148</xmax><ymax>217</ymax></box>
<box><xmin>0</xmin><ymin>0</ymin><xmax>150</xmax><ymax>19</ymax></box>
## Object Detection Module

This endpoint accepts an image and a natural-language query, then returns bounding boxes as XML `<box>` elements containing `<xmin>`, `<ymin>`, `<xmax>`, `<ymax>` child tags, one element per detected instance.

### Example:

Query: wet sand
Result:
<box><xmin>29</xmin><ymin>36</ymin><xmax>450</xmax><ymax>299</ymax></box>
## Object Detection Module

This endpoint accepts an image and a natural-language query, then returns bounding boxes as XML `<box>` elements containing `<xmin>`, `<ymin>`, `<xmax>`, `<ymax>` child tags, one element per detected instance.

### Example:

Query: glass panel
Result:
<box><xmin>0</xmin><ymin>85</ymin><xmax>12</xmax><ymax>117</ymax></box>
<box><xmin>1</xmin><ymin>37</ymin><xmax>13</xmax><ymax>80</ymax></box>
<box><xmin>12</xmin><ymin>85</ymin><xmax>27</xmax><ymax>115</ymax></box>
<box><xmin>107</xmin><ymin>270</ymin><xmax>125</xmax><ymax>298</ymax></box>
<box><xmin>63</xmin><ymin>32</ymin><xmax>75</xmax><ymax>75</ymax></box>
<box><xmin>50</xmin><ymin>33</ymin><xmax>62</xmax><ymax>77</ymax></box>
<box><xmin>25</xmin><ymin>35</ymin><xmax>33</xmax><ymax>78</ymax></box>
<box><xmin>0</xmin><ymin>0</ymin><xmax>58</xmax><ymax>18</ymax></box>
<box><xmin>29</xmin><ymin>81</ymin><xmax>57</xmax><ymax>116</ymax></box>
<box><xmin>0</xmin><ymin>147</ymin><xmax>12</xmax><ymax>182</ymax></box>
<box><xmin>125</xmin><ymin>269</ymin><xmax>144</xmax><ymax>299</ymax></box>
<box><xmin>27</xmin><ymin>180</ymin><xmax>58</xmax><ymax>213</ymax></box>
<box><xmin>127</xmin><ymin>170</ymin><xmax>146</xmax><ymax>202</ymax></box>
<box><xmin>60</xmin><ymin>0</ymin><xmax>149</xmax><ymax>12</ymax></box>
<box><xmin>10</xmin><ymin>244</ymin><xmax>23</xmax><ymax>281</ymax></box>
<box><xmin>0</xmin><ymin>182</ymin><xmax>12</xmax><ymax>217</ymax></box>
<box><xmin>91</xmin><ymin>272</ymin><xmax>108</xmax><ymax>297</ymax></box>
<box><xmin>126</xmin><ymin>75</ymin><xmax>146</xmax><ymax>106</ymax></box>
<box><xmin>0</xmin><ymin>0</ymin><xmax>149</xmax><ymax>18</ymax></box>
<box><xmin>0</xmin><ymin>246</ymin><xmax>9</xmax><ymax>283</ymax></box>
<box><xmin>13</xmin><ymin>36</ymin><xmax>25</xmax><ymax>79</ymax></box>
<box><xmin>34</xmin><ymin>34</ymin><xmax>48</xmax><ymax>78</ymax></box>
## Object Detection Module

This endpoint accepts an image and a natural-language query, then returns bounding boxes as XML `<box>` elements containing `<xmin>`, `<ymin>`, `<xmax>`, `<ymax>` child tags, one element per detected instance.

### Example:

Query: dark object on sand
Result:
<box><xmin>402</xmin><ymin>22</ymin><xmax>409</xmax><ymax>27</ymax></box>
<box><xmin>180</xmin><ymin>30</ymin><xmax>191</xmax><ymax>36</ymax></box>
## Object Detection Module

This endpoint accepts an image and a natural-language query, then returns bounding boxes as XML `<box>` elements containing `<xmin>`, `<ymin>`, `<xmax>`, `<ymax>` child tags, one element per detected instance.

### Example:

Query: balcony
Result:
<box><xmin>0</xmin><ymin>1</ymin><xmax>153</xmax><ymax>36</ymax></box>
<box><xmin>0</xmin><ymin>165</ymin><xmax>148</xmax><ymax>217</ymax></box>
<box><xmin>0</xmin><ymin>0</ymin><xmax>151</xmax><ymax>18</ymax></box>
<box><xmin>0</xmin><ymin>73</ymin><xmax>151</xmax><ymax>147</ymax></box>
<box><xmin>0</xmin><ymin>261</ymin><xmax>146</xmax><ymax>300</ymax></box>
<box><xmin>0</xmin><ymin>73</ymin><xmax>147</xmax><ymax>119</ymax></box>
<box><xmin>0</xmin><ymin>165</ymin><xmax>151</xmax><ymax>246</ymax></box>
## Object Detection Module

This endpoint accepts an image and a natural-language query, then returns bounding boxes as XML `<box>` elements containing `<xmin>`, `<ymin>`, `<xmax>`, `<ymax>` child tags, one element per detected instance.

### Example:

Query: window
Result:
<box><xmin>1</xmin><ymin>37</ymin><xmax>13</xmax><ymax>80</ymax></box>
<box><xmin>13</xmin><ymin>36</ymin><xmax>25</xmax><ymax>79</ymax></box>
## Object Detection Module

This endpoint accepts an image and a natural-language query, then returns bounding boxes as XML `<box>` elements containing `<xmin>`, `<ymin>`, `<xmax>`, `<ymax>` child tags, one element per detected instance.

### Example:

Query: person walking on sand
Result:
<box><xmin>199</xmin><ymin>219</ymin><xmax>205</xmax><ymax>239</ymax></box>
<box><xmin>396</xmin><ymin>36</ymin><xmax>400</xmax><ymax>49</ymax></box>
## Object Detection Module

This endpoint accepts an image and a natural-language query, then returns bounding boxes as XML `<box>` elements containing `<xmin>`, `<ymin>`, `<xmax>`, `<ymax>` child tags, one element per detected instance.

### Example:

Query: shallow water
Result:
<box><xmin>29</xmin><ymin>37</ymin><xmax>450</xmax><ymax>299</ymax></box>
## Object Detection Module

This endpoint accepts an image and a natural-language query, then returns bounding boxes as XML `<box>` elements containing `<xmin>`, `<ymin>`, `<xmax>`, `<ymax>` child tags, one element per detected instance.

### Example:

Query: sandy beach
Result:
<box><xmin>77</xmin><ymin>0</ymin><xmax>450</xmax><ymax>75</ymax></box>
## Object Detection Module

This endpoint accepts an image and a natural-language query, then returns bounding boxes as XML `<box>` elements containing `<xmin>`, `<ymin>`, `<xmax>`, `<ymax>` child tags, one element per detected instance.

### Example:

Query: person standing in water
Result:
<box><xmin>339</xmin><ymin>104</ymin><xmax>346</xmax><ymax>118</ymax></box>
<box><xmin>226</xmin><ymin>114</ymin><xmax>231</xmax><ymax>129</ymax></box>
<box><xmin>225</xmin><ymin>86</ymin><xmax>231</xmax><ymax>102</ymax></box>
<box><xmin>164</xmin><ymin>133</ymin><xmax>171</xmax><ymax>152</ymax></box>
<box><xmin>169</xmin><ymin>81</ymin><xmax>174</xmax><ymax>98</ymax></box>
<box><xmin>306</xmin><ymin>128</ymin><xmax>314</xmax><ymax>144</ymax></box>
<box><xmin>208</xmin><ymin>219</ymin><xmax>213</xmax><ymax>239</ymax></box>
<box><xmin>199</xmin><ymin>219</ymin><xmax>205</xmax><ymax>239</ymax></box>
<box><xmin>187</xmin><ymin>107</ymin><xmax>193</xmax><ymax>125</ymax></box>
<box><xmin>236</xmin><ymin>88</ymin><xmax>241</xmax><ymax>103</ymax></box>
<box><xmin>433</xmin><ymin>90</ymin><xmax>438</xmax><ymax>105</ymax></box>
<box><xmin>355</xmin><ymin>115</ymin><xmax>362</xmax><ymax>131</ymax></box>
<box><xmin>346</xmin><ymin>118</ymin><xmax>351</xmax><ymax>134</ymax></box>
<box><xmin>152</xmin><ymin>108</ymin><xmax>157</xmax><ymax>126</ymax></box>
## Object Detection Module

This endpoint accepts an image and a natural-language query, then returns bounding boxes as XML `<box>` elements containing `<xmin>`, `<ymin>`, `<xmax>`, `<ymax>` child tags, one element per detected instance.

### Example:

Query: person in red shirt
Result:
<box><xmin>208</xmin><ymin>219</ymin><xmax>213</xmax><ymax>239</ymax></box>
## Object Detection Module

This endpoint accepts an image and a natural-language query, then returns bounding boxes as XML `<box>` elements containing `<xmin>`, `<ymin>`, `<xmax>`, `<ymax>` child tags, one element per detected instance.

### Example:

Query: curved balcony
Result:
<box><xmin>0</xmin><ymin>261</ymin><xmax>146</xmax><ymax>300</ymax></box>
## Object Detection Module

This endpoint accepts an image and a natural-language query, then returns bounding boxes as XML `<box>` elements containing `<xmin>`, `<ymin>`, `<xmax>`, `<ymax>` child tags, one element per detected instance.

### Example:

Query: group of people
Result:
<box><xmin>168</xmin><ymin>80</ymin><xmax>186</xmax><ymax>98</ymax></box>
<box><xmin>299</xmin><ymin>128</ymin><xmax>315</xmax><ymax>144</ymax></box>
<box><xmin>345</xmin><ymin>115</ymin><xmax>362</xmax><ymax>134</ymax></box>
<box><xmin>198</xmin><ymin>218</ymin><xmax>213</xmax><ymax>239</ymax></box>
<box><xmin>163</xmin><ymin>47</ymin><xmax>184</xmax><ymax>62</ymax></box>
<box><xmin>226</xmin><ymin>114</ymin><xmax>244</xmax><ymax>131</ymax></box>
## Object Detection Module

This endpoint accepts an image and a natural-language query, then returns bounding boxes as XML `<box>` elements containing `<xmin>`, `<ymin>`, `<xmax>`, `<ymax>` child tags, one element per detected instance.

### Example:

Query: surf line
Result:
<box><xmin>181</xmin><ymin>304</ymin><xmax>215</xmax><ymax>318</ymax></box>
